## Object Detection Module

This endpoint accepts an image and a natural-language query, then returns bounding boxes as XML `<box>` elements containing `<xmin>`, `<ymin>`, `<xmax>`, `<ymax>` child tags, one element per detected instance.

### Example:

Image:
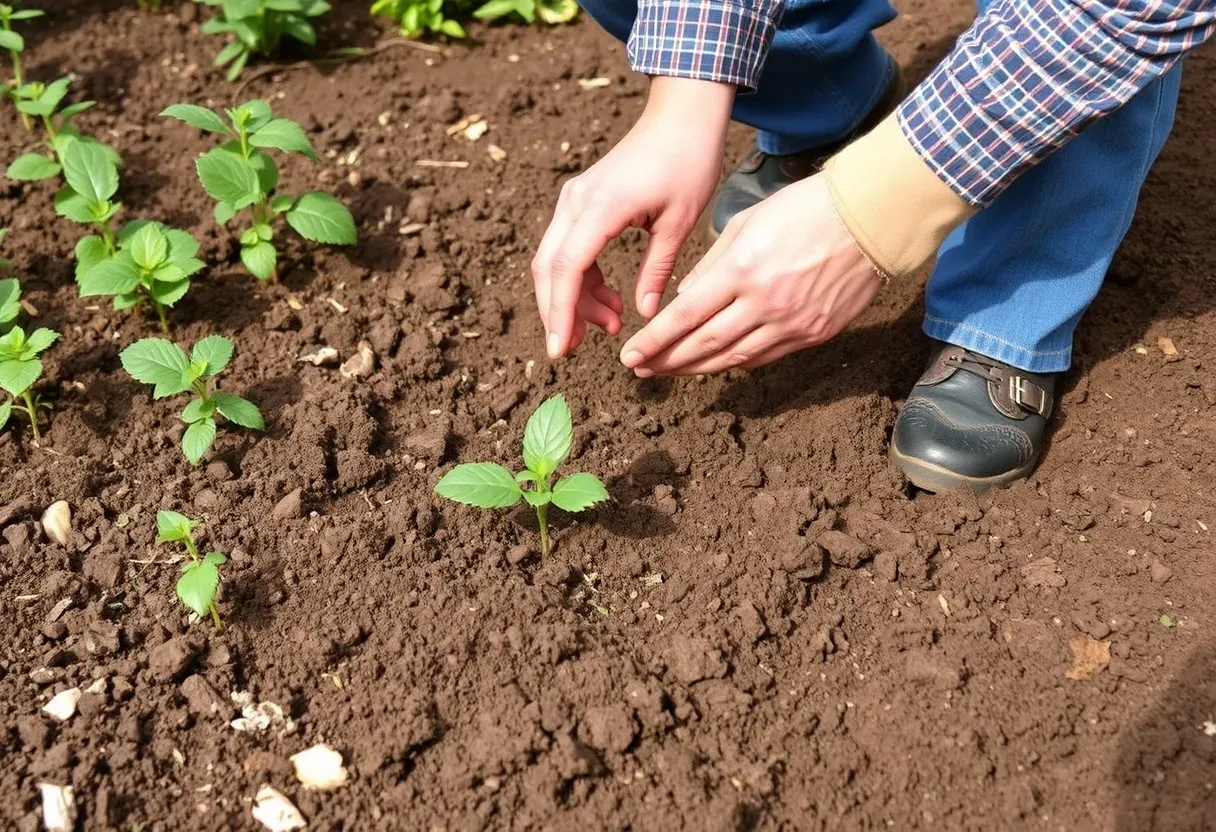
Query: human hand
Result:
<box><xmin>618</xmin><ymin>174</ymin><xmax>882</xmax><ymax>377</ymax></box>
<box><xmin>532</xmin><ymin>77</ymin><xmax>734</xmax><ymax>360</ymax></box>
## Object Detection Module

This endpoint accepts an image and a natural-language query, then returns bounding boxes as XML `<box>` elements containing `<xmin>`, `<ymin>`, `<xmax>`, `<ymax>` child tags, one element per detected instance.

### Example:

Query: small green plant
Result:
<box><xmin>157</xmin><ymin>510</ymin><xmax>228</xmax><ymax>629</ymax></box>
<box><xmin>5</xmin><ymin>77</ymin><xmax>120</xmax><ymax>182</ymax></box>
<box><xmin>0</xmin><ymin>323</ymin><xmax>57</xmax><ymax>440</ymax></box>
<box><xmin>197</xmin><ymin>0</ymin><xmax>332</xmax><ymax>80</ymax></box>
<box><xmin>162</xmin><ymin>99</ymin><xmax>356</xmax><ymax>281</ymax></box>
<box><xmin>77</xmin><ymin>221</ymin><xmax>206</xmax><ymax>332</ymax></box>
<box><xmin>370</xmin><ymin>0</ymin><xmax>468</xmax><ymax>37</ymax></box>
<box><xmin>0</xmin><ymin>4</ymin><xmax>43</xmax><ymax>129</ymax></box>
<box><xmin>472</xmin><ymin>0</ymin><xmax>577</xmax><ymax>26</ymax></box>
<box><xmin>120</xmin><ymin>334</ymin><xmax>264</xmax><ymax>463</ymax></box>
<box><xmin>435</xmin><ymin>395</ymin><xmax>608</xmax><ymax>557</ymax></box>
<box><xmin>0</xmin><ymin>228</ymin><xmax>20</xmax><ymax>332</ymax></box>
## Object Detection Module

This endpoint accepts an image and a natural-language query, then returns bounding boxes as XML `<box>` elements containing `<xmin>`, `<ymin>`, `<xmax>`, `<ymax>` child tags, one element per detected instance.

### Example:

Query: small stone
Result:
<box><xmin>272</xmin><ymin>489</ymin><xmax>303</xmax><ymax>521</ymax></box>
<box><xmin>339</xmin><ymin>341</ymin><xmax>376</xmax><ymax>380</ymax></box>
<box><xmin>83</xmin><ymin>553</ymin><xmax>123</xmax><ymax>590</ymax></box>
<box><xmin>874</xmin><ymin>551</ymin><xmax>899</xmax><ymax>582</ymax></box>
<box><xmin>148</xmin><ymin>637</ymin><xmax>197</xmax><ymax>682</ymax></box>
<box><xmin>817</xmin><ymin>530</ymin><xmax>872</xmax><ymax>569</ymax></box>
<box><xmin>179</xmin><ymin>675</ymin><xmax>228</xmax><ymax>717</ymax></box>
<box><xmin>298</xmin><ymin>345</ymin><xmax>340</xmax><ymax>367</ymax></box>
<box><xmin>38</xmin><ymin>783</ymin><xmax>75</xmax><ymax>832</ymax></box>
<box><xmin>206</xmin><ymin>461</ymin><xmax>233</xmax><ymax>482</ymax></box>
<box><xmin>41</xmin><ymin>501</ymin><xmax>72</xmax><ymax>547</ymax></box>
<box><xmin>667</xmin><ymin>636</ymin><xmax>728</xmax><ymax>684</ymax></box>
<box><xmin>735</xmin><ymin>600</ymin><xmax>768</xmax><ymax>643</ymax></box>
<box><xmin>1149</xmin><ymin>560</ymin><xmax>1172</xmax><ymax>584</ymax></box>
<box><xmin>404</xmin><ymin>421</ymin><xmax>450</xmax><ymax>459</ymax></box>
<box><xmin>778</xmin><ymin>539</ymin><xmax>825</xmax><ymax>580</ymax></box>
<box><xmin>16</xmin><ymin>715</ymin><xmax>49</xmax><ymax>749</ymax></box>
<box><xmin>506</xmin><ymin>544</ymin><xmax>536</xmax><ymax>566</ymax></box>
<box><xmin>29</xmin><ymin>667</ymin><xmax>63</xmax><ymax>686</ymax></box>
<box><xmin>252</xmin><ymin>785</ymin><xmax>306</xmax><ymax>831</ymax></box>
<box><xmin>405</xmin><ymin>193</ymin><xmax>432</xmax><ymax>224</ymax></box>
<box><xmin>177</xmin><ymin>0</ymin><xmax>198</xmax><ymax>23</ymax></box>
<box><xmin>290</xmin><ymin>743</ymin><xmax>349</xmax><ymax>790</ymax></box>
<box><xmin>41</xmin><ymin>688</ymin><xmax>82</xmax><ymax>722</ymax></box>
<box><xmin>578</xmin><ymin>704</ymin><xmax>638</xmax><ymax>753</ymax></box>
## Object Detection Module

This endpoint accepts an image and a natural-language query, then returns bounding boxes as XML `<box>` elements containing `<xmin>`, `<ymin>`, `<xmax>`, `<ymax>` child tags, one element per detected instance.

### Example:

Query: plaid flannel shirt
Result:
<box><xmin>627</xmin><ymin>0</ymin><xmax>1216</xmax><ymax>206</ymax></box>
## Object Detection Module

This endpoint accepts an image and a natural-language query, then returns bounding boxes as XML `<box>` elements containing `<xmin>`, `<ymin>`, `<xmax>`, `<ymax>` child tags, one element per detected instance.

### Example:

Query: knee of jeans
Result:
<box><xmin>576</xmin><ymin>0</ymin><xmax>637</xmax><ymax>42</ymax></box>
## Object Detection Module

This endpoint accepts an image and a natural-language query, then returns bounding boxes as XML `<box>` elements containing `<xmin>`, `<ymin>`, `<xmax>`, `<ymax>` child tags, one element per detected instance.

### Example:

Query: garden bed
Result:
<box><xmin>1</xmin><ymin>1</ymin><xmax>1214</xmax><ymax>828</ymax></box>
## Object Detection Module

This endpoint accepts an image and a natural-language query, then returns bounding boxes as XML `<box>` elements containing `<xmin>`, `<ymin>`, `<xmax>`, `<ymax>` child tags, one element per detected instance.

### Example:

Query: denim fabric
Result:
<box><xmin>577</xmin><ymin>0</ymin><xmax>1180</xmax><ymax>372</ymax></box>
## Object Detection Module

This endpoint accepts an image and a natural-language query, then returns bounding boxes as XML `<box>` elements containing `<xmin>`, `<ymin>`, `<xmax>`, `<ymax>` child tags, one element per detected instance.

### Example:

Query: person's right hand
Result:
<box><xmin>532</xmin><ymin>76</ymin><xmax>735</xmax><ymax>360</ymax></box>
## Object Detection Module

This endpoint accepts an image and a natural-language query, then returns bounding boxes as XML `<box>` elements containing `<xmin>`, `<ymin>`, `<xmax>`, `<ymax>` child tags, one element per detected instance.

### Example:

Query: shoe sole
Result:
<box><xmin>888</xmin><ymin>443</ymin><xmax>1039</xmax><ymax>495</ymax></box>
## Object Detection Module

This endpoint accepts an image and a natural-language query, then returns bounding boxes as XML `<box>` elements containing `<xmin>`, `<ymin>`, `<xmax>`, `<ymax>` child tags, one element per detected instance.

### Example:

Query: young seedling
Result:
<box><xmin>370</xmin><ymin>0</ymin><xmax>468</xmax><ymax>38</ymax></box>
<box><xmin>77</xmin><ymin>221</ymin><xmax>206</xmax><ymax>332</ymax></box>
<box><xmin>120</xmin><ymin>334</ymin><xmax>265</xmax><ymax>464</ymax></box>
<box><xmin>435</xmin><ymin>395</ymin><xmax>608</xmax><ymax>557</ymax></box>
<box><xmin>0</xmin><ymin>3</ymin><xmax>43</xmax><ymax>129</ymax></box>
<box><xmin>5</xmin><ymin>77</ymin><xmax>120</xmax><ymax>183</ymax></box>
<box><xmin>161</xmin><ymin>98</ymin><xmax>356</xmax><ymax>281</ymax></box>
<box><xmin>157</xmin><ymin>510</ymin><xmax>228</xmax><ymax>629</ymax></box>
<box><xmin>0</xmin><ymin>323</ymin><xmax>57</xmax><ymax>440</ymax></box>
<box><xmin>198</xmin><ymin>0</ymin><xmax>332</xmax><ymax>80</ymax></box>
<box><xmin>472</xmin><ymin>0</ymin><xmax>578</xmax><ymax>26</ymax></box>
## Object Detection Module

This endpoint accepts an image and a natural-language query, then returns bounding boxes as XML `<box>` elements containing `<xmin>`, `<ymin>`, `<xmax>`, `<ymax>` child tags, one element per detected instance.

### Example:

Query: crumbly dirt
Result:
<box><xmin>1</xmin><ymin>1</ymin><xmax>1214</xmax><ymax>830</ymax></box>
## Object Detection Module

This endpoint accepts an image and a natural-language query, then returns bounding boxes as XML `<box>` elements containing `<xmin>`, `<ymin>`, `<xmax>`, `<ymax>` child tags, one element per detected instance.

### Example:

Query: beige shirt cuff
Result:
<box><xmin>824</xmin><ymin>114</ymin><xmax>977</xmax><ymax>279</ymax></box>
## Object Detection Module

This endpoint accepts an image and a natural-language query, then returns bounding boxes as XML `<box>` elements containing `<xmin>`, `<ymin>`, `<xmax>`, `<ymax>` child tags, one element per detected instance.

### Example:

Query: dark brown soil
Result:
<box><xmin>2</xmin><ymin>1</ymin><xmax>1215</xmax><ymax>830</ymax></box>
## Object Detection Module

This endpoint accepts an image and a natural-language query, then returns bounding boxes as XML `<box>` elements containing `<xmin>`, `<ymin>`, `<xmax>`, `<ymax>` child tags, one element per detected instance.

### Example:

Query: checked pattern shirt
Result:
<box><xmin>627</xmin><ymin>0</ymin><xmax>1216</xmax><ymax>205</ymax></box>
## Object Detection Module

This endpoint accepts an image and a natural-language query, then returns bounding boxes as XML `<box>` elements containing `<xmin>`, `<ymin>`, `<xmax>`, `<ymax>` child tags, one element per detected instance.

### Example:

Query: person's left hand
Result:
<box><xmin>618</xmin><ymin>173</ymin><xmax>883</xmax><ymax>377</ymax></box>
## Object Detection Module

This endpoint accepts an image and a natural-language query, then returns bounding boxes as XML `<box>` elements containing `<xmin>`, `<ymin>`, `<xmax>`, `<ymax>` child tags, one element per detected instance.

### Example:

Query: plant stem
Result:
<box><xmin>208</xmin><ymin>602</ymin><xmax>223</xmax><ymax>630</ymax></box>
<box><xmin>8</xmin><ymin>44</ymin><xmax>30</xmax><ymax>131</ymax></box>
<box><xmin>184</xmin><ymin>535</ymin><xmax>200</xmax><ymax>561</ymax></box>
<box><xmin>21</xmin><ymin>390</ymin><xmax>40</xmax><ymax>441</ymax></box>
<box><xmin>154</xmin><ymin>302</ymin><xmax>169</xmax><ymax>333</ymax></box>
<box><xmin>537</xmin><ymin>503</ymin><xmax>550</xmax><ymax>558</ymax></box>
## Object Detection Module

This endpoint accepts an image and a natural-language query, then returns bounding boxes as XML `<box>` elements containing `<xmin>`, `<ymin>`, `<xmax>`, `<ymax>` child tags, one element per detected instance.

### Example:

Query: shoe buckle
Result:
<box><xmin>1009</xmin><ymin>375</ymin><xmax>1047</xmax><ymax>416</ymax></box>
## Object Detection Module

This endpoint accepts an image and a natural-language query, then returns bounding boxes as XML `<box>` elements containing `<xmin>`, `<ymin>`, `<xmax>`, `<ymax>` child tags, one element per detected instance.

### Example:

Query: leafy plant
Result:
<box><xmin>120</xmin><ymin>334</ymin><xmax>264</xmax><ymax>463</ymax></box>
<box><xmin>4</xmin><ymin>77</ymin><xmax>120</xmax><ymax>183</ymax></box>
<box><xmin>435</xmin><ymin>395</ymin><xmax>608</xmax><ymax>557</ymax></box>
<box><xmin>197</xmin><ymin>0</ymin><xmax>332</xmax><ymax>81</ymax></box>
<box><xmin>162</xmin><ymin>99</ymin><xmax>356</xmax><ymax>281</ymax></box>
<box><xmin>0</xmin><ymin>228</ymin><xmax>20</xmax><ymax>332</ymax></box>
<box><xmin>0</xmin><ymin>323</ymin><xmax>57</xmax><ymax>440</ymax></box>
<box><xmin>77</xmin><ymin>221</ymin><xmax>206</xmax><ymax>332</ymax></box>
<box><xmin>0</xmin><ymin>3</ymin><xmax>43</xmax><ymax>129</ymax></box>
<box><xmin>157</xmin><ymin>510</ymin><xmax>228</xmax><ymax>629</ymax></box>
<box><xmin>472</xmin><ymin>0</ymin><xmax>578</xmax><ymax>25</ymax></box>
<box><xmin>370</xmin><ymin>0</ymin><xmax>468</xmax><ymax>38</ymax></box>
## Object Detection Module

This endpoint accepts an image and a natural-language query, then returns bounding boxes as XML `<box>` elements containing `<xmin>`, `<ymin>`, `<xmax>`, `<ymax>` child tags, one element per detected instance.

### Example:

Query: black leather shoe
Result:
<box><xmin>708</xmin><ymin>65</ymin><xmax>906</xmax><ymax>239</ymax></box>
<box><xmin>889</xmin><ymin>342</ymin><xmax>1059</xmax><ymax>494</ymax></box>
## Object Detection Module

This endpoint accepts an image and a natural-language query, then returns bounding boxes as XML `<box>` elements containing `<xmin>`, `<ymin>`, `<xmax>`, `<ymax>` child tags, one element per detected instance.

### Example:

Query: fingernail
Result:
<box><xmin>621</xmin><ymin>350</ymin><xmax>643</xmax><ymax>368</ymax></box>
<box><xmin>642</xmin><ymin>292</ymin><xmax>661</xmax><ymax>317</ymax></box>
<box><xmin>547</xmin><ymin>333</ymin><xmax>560</xmax><ymax>358</ymax></box>
<box><xmin>634</xmin><ymin>367</ymin><xmax>654</xmax><ymax>379</ymax></box>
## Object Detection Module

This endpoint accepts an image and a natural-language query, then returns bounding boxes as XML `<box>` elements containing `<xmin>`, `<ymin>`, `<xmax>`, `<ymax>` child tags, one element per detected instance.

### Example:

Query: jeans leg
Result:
<box><xmin>577</xmin><ymin>0</ymin><xmax>897</xmax><ymax>153</ymax></box>
<box><xmin>922</xmin><ymin>66</ymin><xmax>1181</xmax><ymax>373</ymax></box>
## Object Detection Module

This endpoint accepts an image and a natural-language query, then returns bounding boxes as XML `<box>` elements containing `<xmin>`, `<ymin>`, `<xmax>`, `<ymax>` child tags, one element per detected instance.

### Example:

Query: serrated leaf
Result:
<box><xmin>0</xmin><ymin>357</ymin><xmax>40</xmax><ymax>396</ymax></box>
<box><xmin>163</xmin><ymin>229</ymin><xmax>202</xmax><ymax>264</ymax></box>
<box><xmin>550</xmin><ymin>472</ymin><xmax>609</xmax><ymax>513</ymax></box>
<box><xmin>285</xmin><ymin>192</ymin><xmax>356</xmax><ymax>245</ymax></box>
<box><xmin>78</xmin><ymin>253</ymin><xmax>140</xmax><ymax>297</ymax></box>
<box><xmin>176</xmin><ymin>558</ymin><xmax>220</xmax><ymax>617</ymax></box>
<box><xmin>240</xmin><ymin>241</ymin><xmax>276</xmax><ymax>280</ymax></box>
<box><xmin>150</xmin><ymin>264</ymin><xmax>187</xmax><ymax>284</ymax></box>
<box><xmin>62</xmin><ymin>140</ymin><xmax>119</xmax><ymax>205</ymax></box>
<box><xmin>182</xmin><ymin>417</ymin><xmax>217</xmax><ymax>464</ymax></box>
<box><xmin>150</xmin><ymin>278</ymin><xmax>190</xmax><ymax>307</ymax></box>
<box><xmin>181</xmin><ymin>396</ymin><xmax>216</xmax><ymax>423</ymax></box>
<box><xmin>6</xmin><ymin>152</ymin><xmax>60</xmax><ymax>181</ymax></box>
<box><xmin>212</xmin><ymin>390</ymin><xmax>264</xmax><ymax>429</ymax></box>
<box><xmin>74</xmin><ymin>235</ymin><xmax>111</xmax><ymax>280</ymax></box>
<box><xmin>21</xmin><ymin>328</ymin><xmax>58</xmax><ymax>358</ymax></box>
<box><xmin>196</xmin><ymin>147</ymin><xmax>260</xmax><ymax>209</ymax></box>
<box><xmin>250</xmin><ymin>118</ymin><xmax>316</xmax><ymax>159</ymax></box>
<box><xmin>120</xmin><ymin>338</ymin><xmax>191</xmax><ymax>398</ymax></box>
<box><xmin>0</xmin><ymin>398</ymin><xmax>10</xmax><ymax>431</ymax></box>
<box><xmin>191</xmin><ymin>334</ymin><xmax>234</xmax><ymax>376</ymax></box>
<box><xmin>161</xmin><ymin>103</ymin><xmax>230</xmax><ymax>135</ymax></box>
<box><xmin>522</xmin><ymin>490</ymin><xmax>550</xmax><ymax>507</ymax></box>
<box><xmin>523</xmin><ymin>395</ymin><xmax>572</xmax><ymax>478</ymax></box>
<box><xmin>157</xmin><ymin>509</ymin><xmax>199</xmax><ymax>542</ymax></box>
<box><xmin>128</xmin><ymin>222</ymin><xmax>168</xmax><ymax>271</ymax></box>
<box><xmin>52</xmin><ymin>187</ymin><xmax>98</xmax><ymax>224</ymax></box>
<box><xmin>435</xmin><ymin>462</ymin><xmax>523</xmax><ymax>508</ymax></box>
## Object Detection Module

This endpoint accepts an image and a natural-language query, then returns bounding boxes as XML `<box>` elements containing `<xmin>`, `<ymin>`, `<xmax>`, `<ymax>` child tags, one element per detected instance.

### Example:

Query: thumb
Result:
<box><xmin>635</xmin><ymin>221</ymin><xmax>689</xmax><ymax>319</ymax></box>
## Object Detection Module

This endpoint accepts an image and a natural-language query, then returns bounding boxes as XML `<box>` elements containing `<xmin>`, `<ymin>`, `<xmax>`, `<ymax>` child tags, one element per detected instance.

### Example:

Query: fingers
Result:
<box><xmin>635</xmin><ymin>223</ymin><xmax>688</xmax><ymax>318</ymax></box>
<box><xmin>619</xmin><ymin>277</ymin><xmax>736</xmax><ymax>369</ymax></box>
<box><xmin>581</xmin><ymin>262</ymin><xmax>622</xmax><ymax>335</ymax></box>
<box><xmin>640</xmin><ymin>326</ymin><xmax>785</xmax><ymax>377</ymax></box>
<box><xmin>677</xmin><ymin>210</ymin><xmax>746</xmax><ymax>295</ymax></box>
<box><xmin>546</xmin><ymin>215</ymin><xmax>618</xmax><ymax>359</ymax></box>
<box><xmin>531</xmin><ymin>190</ymin><xmax>577</xmax><ymax>335</ymax></box>
<box><xmin>633</xmin><ymin>301</ymin><xmax>757</xmax><ymax>375</ymax></box>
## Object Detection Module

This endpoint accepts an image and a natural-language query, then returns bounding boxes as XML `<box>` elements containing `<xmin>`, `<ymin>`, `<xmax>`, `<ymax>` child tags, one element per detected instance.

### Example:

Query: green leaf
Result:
<box><xmin>191</xmin><ymin>334</ymin><xmax>234</xmax><ymax>376</ymax></box>
<box><xmin>150</xmin><ymin>263</ymin><xmax>187</xmax><ymax>284</ymax></box>
<box><xmin>0</xmin><ymin>278</ymin><xmax>20</xmax><ymax>325</ymax></box>
<box><xmin>240</xmin><ymin>241</ymin><xmax>277</xmax><ymax>280</ymax></box>
<box><xmin>164</xmin><ymin>229</ymin><xmax>202</xmax><ymax>264</ymax></box>
<box><xmin>182</xmin><ymin>417</ymin><xmax>217</xmax><ymax>464</ymax></box>
<box><xmin>248</xmin><ymin>149</ymin><xmax>279</xmax><ymax>193</ymax></box>
<box><xmin>21</xmin><ymin>328</ymin><xmax>58</xmax><ymax>359</ymax></box>
<box><xmin>176</xmin><ymin>558</ymin><xmax>220</xmax><ymax>618</ymax></box>
<box><xmin>150</xmin><ymin>278</ymin><xmax>190</xmax><ymax>307</ymax></box>
<box><xmin>285</xmin><ymin>192</ymin><xmax>356</xmax><ymax>245</ymax></box>
<box><xmin>214</xmin><ymin>201</ymin><xmax>237</xmax><ymax>226</ymax></box>
<box><xmin>438</xmin><ymin>18</ymin><xmax>466</xmax><ymax>37</ymax></box>
<box><xmin>34</xmin><ymin>77</ymin><xmax>70</xmax><ymax>115</ymax></box>
<box><xmin>250</xmin><ymin>118</ymin><xmax>316</xmax><ymax>159</ymax></box>
<box><xmin>8</xmin><ymin>10</ymin><xmax>46</xmax><ymax>20</ymax></box>
<box><xmin>523</xmin><ymin>395</ymin><xmax>572</xmax><ymax>478</ymax></box>
<box><xmin>61</xmin><ymin>140</ymin><xmax>119</xmax><ymax>205</ymax></box>
<box><xmin>269</xmin><ymin>194</ymin><xmax>295</xmax><ymax>215</ymax></box>
<box><xmin>128</xmin><ymin>222</ymin><xmax>169</xmax><ymax>271</ymax></box>
<box><xmin>473</xmin><ymin>0</ymin><xmax>518</xmax><ymax>20</ymax></box>
<box><xmin>212</xmin><ymin>390</ymin><xmax>264</xmax><ymax>429</ymax></box>
<box><xmin>236</xmin><ymin>99</ymin><xmax>272</xmax><ymax>131</ymax></box>
<box><xmin>0</xmin><ymin>29</ymin><xmax>24</xmax><ymax>52</ymax></box>
<box><xmin>58</xmin><ymin>100</ymin><xmax>95</xmax><ymax>120</ymax></box>
<box><xmin>113</xmin><ymin>292</ymin><xmax>142</xmax><ymax>310</ymax></box>
<box><xmin>157</xmin><ymin>509</ymin><xmax>200</xmax><ymax>542</ymax></box>
<box><xmin>74</xmin><ymin>235</ymin><xmax>111</xmax><ymax>280</ymax></box>
<box><xmin>78</xmin><ymin>253</ymin><xmax>140</xmax><ymax>297</ymax></box>
<box><xmin>0</xmin><ymin>357</ymin><xmax>39</xmax><ymax>396</ymax></box>
<box><xmin>213</xmin><ymin>38</ymin><xmax>246</xmax><ymax>69</ymax></box>
<box><xmin>282</xmin><ymin>16</ymin><xmax>316</xmax><ymax>45</ymax></box>
<box><xmin>120</xmin><ymin>338</ymin><xmax>191</xmax><ymax>398</ymax></box>
<box><xmin>435</xmin><ymin>462</ymin><xmax>523</xmax><ymax>508</ymax></box>
<box><xmin>551</xmin><ymin>472</ymin><xmax>609</xmax><ymax>513</ymax></box>
<box><xmin>181</xmin><ymin>396</ymin><xmax>216</xmax><ymax>423</ymax></box>
<box><xmin>204</xmin><ymin>551</ymin><xmax>228</xmax><ymax>566</ymax></box>
<box><xmin>52</xmin><ymin>188</ymin><xmax>98</xmax><ymax>224</ymax></box>
<box><xmin>6</xmin><ymin>152</ymin><xmax>60</xmax><ymax>181</ymax></box>
<box><xmin>0</xmin><ymin>398</ymin><xmax>11</xmax><ymax>432</ymax></box>
<box><xmin>196</xmin><ymin>147</ymin><xmax>261</xmax><ymax>209</ymax></box>
<box><xmin>161</xmin><ymin>103</ymin><xmax>231</xmax><ymax>135</ymax></box>
<box><xmin>515</xmin><ymin>470</ymin><xmax>538</xmax><ymax>485</ymax></box>
<box><xmin>522</xmin><ymin>490</ymin><xmax>550</xmax><ymax>507</ymax></box>
<box><xmin>537</xmin><ymin>0</ymin><xmax>579</xmax><ymax>23</ymax></box>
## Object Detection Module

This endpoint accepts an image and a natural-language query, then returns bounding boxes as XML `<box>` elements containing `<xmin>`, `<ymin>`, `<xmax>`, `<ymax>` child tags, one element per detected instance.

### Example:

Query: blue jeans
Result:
<box><xmin>578</xmin><ymin>0</ymin><xmax>1181</xmax><ymax>373</ymax></box>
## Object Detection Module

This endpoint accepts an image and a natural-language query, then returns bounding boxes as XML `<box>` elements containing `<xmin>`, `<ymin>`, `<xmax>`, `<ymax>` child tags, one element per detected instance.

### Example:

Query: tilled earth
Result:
<box><xmin>1</xmin><ymin>1</ymin><xmax>1214</xmax><ymax>829</ymax></box>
